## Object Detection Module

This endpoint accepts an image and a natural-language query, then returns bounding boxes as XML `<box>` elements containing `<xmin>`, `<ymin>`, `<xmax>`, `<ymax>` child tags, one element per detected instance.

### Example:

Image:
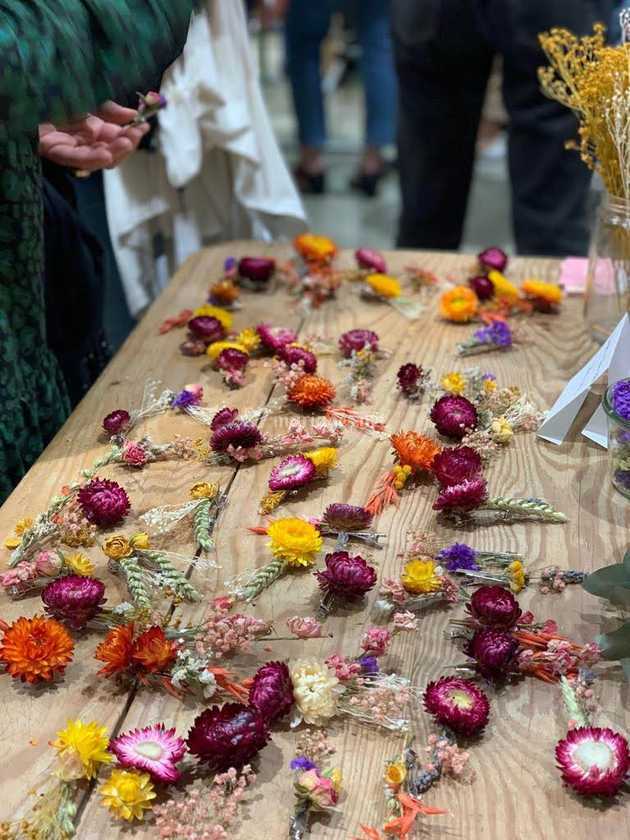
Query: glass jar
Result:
<box><xmin>585</xmin><ymin>193</ymin><xmax>630</xmax><ymax>344</ymax></box>
<box><xmin>603</xmin><ymin>379</ymin><xmax>630</xmax><ymax>499</ymax></box>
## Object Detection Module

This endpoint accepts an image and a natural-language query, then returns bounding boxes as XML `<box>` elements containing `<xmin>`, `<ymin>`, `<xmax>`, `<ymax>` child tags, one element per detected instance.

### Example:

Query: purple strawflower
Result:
<box><xmin>469</xmin><ymin>275</ymin><xmax>494</xmax><ymax>301</ymax></box>
<box><xmin>397</xmin><ymin>363</ymin><xmax>423</xmax><ymax>397</ymax></box>
<box><xmin>268</xmin><ymin>454</ymin><xmax>315</xmax><ymax>491</ymax></box>
<box><xmin>473</xmin><ymin>321</ymin><xmax>512</xmax><ymax>348</ymax></box>
<box><xmin>437</xmin><ymin>543</ymin><xmax>480</xmax><ymax>572</ymax></box>
<box><xmin>611</xmin><ymin>378</ymin><xmax>630</xmax><ymax>422</ymax></box>
<box><xmin>42</xmin><ymin>575</ymin><xmax>106</xmax><ymax>630</ymax></box>
<box><xmin>338</xmin><ymin>329</ymin><xmax>379</xmax><ymax>358</ymax></box>
<box><xmin>211</xmin><ymin>420</ymin><xmax>263</xmax><ymax>453</ymax></box>
<box><xmin>171</xmin><ymin>388</ymin><xmax>202</xmax><ymax>409</ymax></box>
<box><xmin>430</xmin><ymin>395</ymin><xmax>478</xmax><ymax>440</ymax></box>
<box><xmin>315</xmin><ymin>551</ymin><xmax>377</xmax><ymax>600</ymax></box>
<box><xmin>358</xmin><ymin>655</ymin><xmax>379</xmax><ymax>675</ymax></box>
<box><xmin>478</xmin><ymin>246</ymin><xmax>508</xmax><ymax>274</ymax></box>
<box><xmin>78</xmin><ymin>478</ymin><xmax>130</xmax><ymax>526</ymax></box>
<box><xmin>290</xmin><ymin>756</ymin><xmax>317</xmax><ymax>772</ymax></box>
<box><xmin>210</xmin><ymin>407</ymin><xmax>239</xmax><ymax>430</ymax></box>
<box><xmin>102</xmin><ymin>409</ymin><xmax>130</xmax><ymax>435</ymax></box>
<box><xmin>322</xmin><ymin>503</ymin><xmax>373</xmax><ymax>532</ymax></box>
<box><xmin>188</xmin><ymin>315</ymin><xmax>226</xmax><ymax>344</ymax></box>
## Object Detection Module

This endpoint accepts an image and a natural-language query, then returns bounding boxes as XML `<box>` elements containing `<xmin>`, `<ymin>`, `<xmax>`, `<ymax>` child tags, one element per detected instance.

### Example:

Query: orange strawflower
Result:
<box><xmin>95</xmin><ymin>623</ymin><xmax>135</xmax><ymax>677</ymax></box>
<box><xmin>439</xmin><ymin>286</ymin><xmax>479</xmax><ymax>323</ymax></box>
<box><xmin>294</xmin><ymin>233</ymin><xmax>337</xmax><ymax>264</ymax></box>
<box><xmin>287</xmin><ymin>374</ymin><xmax>336</xmax><ymax>410</ymax></box>
<box><xmin>390</xmin><ymin>432</ymin><xmax>441</xmax><ymax>475</ymax></box>
<box><xmin>209</xmin><ymin>279</ymin><xmax>239</xmax><ymax>305</ymax></box>
<box><xmin>0</xmin><ymin>615</ymin><xmax>74</xmax><ymax>684</ymax></box>
<box><xmin>130</xmin><ymin>627</ymin><xmax>178</xmax><ymax>674</ymax></box>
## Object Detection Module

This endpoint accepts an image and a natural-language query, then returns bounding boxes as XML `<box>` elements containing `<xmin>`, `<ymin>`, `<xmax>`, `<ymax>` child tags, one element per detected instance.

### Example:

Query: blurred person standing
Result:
<box><xmin>392</xmin><ymin>0</ymin><xmax>614</xmax><ymax>254</ymax></box>
<box><xmin>283</xmin><ymin>0</ymin><xmax>397</xmax><ymax>196</ymax></box>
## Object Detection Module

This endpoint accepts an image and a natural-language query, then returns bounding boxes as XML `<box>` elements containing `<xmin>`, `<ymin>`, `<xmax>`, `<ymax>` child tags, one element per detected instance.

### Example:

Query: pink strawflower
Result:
<box><xmin>466</xmin><ymin>585</ymin><xmax>522</xmax><ymax>629</ymax></box>
<box><xmin>217</xmin><ymin>348</ymin><xmax>248</xmax><ymax>373</ymax></box>
<box><xmin>430</xmin><ymin>395</ymin><xmax>478</xmax><ymax>440</ymax></box>
<box><xmin>360</xmin><ymin>626</ymin><xmax>392</xmax><ymax>657</ymax></box>
<box><xmin>35</xmin><ymin>550</ymin><xmax>63</xmax><ymax>577</ymax></box>
<box><xmin>238</xmin><ymin>256</ymin><xmax>275</xmax><ymax>284</ymax></box>
<box><xmin>187</xmin><ymin>704</ymin><xmax>270</xmax><ymax>771</ymax></box>
<box><xmin>211</xmin><ymin>421</ymin><xmax>264</xmax><ymax>453</ymax></box>
<box><xmin>555</xmin><ymin>727</ymin><xmax>629</xmax><ymax>797</ymax></box>
<box><xmin>248</xmin><ymin>661</ymin><xmax>294</xmax><ymax>721</ymax></box>
<box><xmin>122</xmin><ymin>441</ymin><xmax>148</xmax><ymax>467</ymax></box>
<box><xmin>286</xmin><ymin>616</ymin><xmax>323</xmax><ymax>638</ymax></box>
<box><xmin>424</xmin><ymin>676</ymin><xmax>490</xmax><ymax>736</ymax></box>
<box><xmin>102</xmin><ymin>409</ymin><xmax>130</xmax><ymax>435</ymax></box>
<box><xmin>396</xmin><ymin>363</ymin><xmax>424</xmax><ymax>397</ymax></box>
<box><xmin>478</xmin><ymin>246</ymin><xmax>508</xmax><ymax>274</ymax></box>
<box><xmin>392</xmin><ymin>610</ymin><xmax>419</xmax><ymax>632</ymax></box>
<box><xmin>433</xmin><ymin>477</ymin><xmax>488</xmax><ymax>512</ymax></box>
<box><xmin>41</xmin><ymin>574</ymin><xmax>106</xmax><ymax>630</ymax></box>
<box><xmin>466</xmin><ymin>628</ymin><xmax>518</xmax><ymax>679</ymax></box>
<box><xmin>256</xmin><ymin>323</ymin><xmax>298</xmax><ymax>354</ymax></box>
<box><xmin>325</xmin><ymin>654</ymin><xmax>362</xmax><ymax>681</ymax></box>
<box><xmin>338</xmin><ymin>328</ymin><xmax>379</xmax><ymax>358</ymax></box>
<box><xmin>78</xmin><ymin>478</ymin><xmax>130</xmax><ymax>527</ymax></box>
<box><xmin>355</xmin><ymin>247</ymin><xmax>387</xmax><ymax>273</ymax></box>
<box><xmin>278</xmin><ymin>344</ymin><xmax>318</xmax><ymax>374</ymax></box>
<box><xmin>268</xmin><ymin>454</ymin><xmax>316</xmax><ymax>492</ymax></box>
<box><xmin>188</xmin><ymin>315</ymin><xmax>226</xmax><ymax>344</ymax></box>
<box><xmin>110</xmin><ymin>723</ymin><xmax>187</xmax><ymax>784</ymax></box>
<box><xmin>432</xmin><ymin>446</ymin><xmax>482</xmax><ymax>488</ymax></box>
<box><xmin>211</xmin><ymin>407</ymin><xmax>240</xmax><ymax>430</ymax></box>
<box><xmin>316</xmin><ymin>551</ymin><xmax>377</xmax><ymax>601</ymax></box>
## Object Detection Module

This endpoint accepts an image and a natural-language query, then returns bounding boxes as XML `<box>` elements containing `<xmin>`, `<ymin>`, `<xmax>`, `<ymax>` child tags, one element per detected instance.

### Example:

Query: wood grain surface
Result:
<box><xmin>1</xmin><ymin>244</ymin><xmax>628</xmax><ymax>840</ymax></box>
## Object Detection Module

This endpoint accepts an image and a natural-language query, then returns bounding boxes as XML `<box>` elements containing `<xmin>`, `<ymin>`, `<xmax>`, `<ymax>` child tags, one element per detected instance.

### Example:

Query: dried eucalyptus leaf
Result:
<box><xmin>595</xmin><ymin>622</ymin><xmax>630</xmax><ymax>661</ymax></box>
<box><xmin>583</xmin><ymin>563</ymin><xmax>630</xmax><ymax>605</ymax></box>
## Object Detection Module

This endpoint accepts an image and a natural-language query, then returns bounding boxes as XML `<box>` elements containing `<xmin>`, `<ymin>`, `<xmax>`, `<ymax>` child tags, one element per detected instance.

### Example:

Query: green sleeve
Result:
<box><xmin>0</xmin><ymin>0</ymin><xmax>196</xmax><ymax>133</ymax></box>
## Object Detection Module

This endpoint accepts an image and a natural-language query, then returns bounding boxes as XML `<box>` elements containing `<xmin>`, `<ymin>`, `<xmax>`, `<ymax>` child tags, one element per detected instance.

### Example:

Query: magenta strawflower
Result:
<box><xmin>432</xmin><ymin>446</ymin><xmax>482</xmax><ymax>487</ymax></box>
<box><xmin>465</xmin><ymin>628</ymin><xmax>518</xmax><ymax>679</ymax></box>
<box><xmin>256</xmin><ymin>323</ymin><xmax>298</xmax><ymax>353</ymax></box>
<box><xmin>396</xmin><ymin>363</ymin><xmax>423</xmax><ymax>397</ymax></box>
<box><xmin>315</xmin><ymin>551</ymin><xmax>377</xmax><ymax>600</ymax></box>
<box><xmin>322</xmin><ymin>503</ymin><xmax>373</xmax><ymax>532</ymax></box>
<box><xmin>41</xmin><ymin>575</ymin><xmax>106</xmax><ymax>630</ymax></box>
<box><xmin>188</xmin><ymin>315</ymin><xmax>226</xmax><ymax>344</ymax></box>
<box><xmin>110</xmin><ymin>723</ymin><xmax>187</xmax><ymax>784</ymax></box>
<box><xmin>210</xmin><ymin>420</ymin><xmax>264</xmax><ymax>453</ymax></box>
<box><xmin>217</xmin><ymin>348</ymin><xmax>248</xmax><ymax>372</ymax></box>
<box><xmin>424</xmin><ymin>676</ymin><xmax>490</xmax><ymax>736</ymax></box>
<box><xmin>355</xmin><ymin>247</ymin><xmax>387</xmax><ymax>273</ymax></box>
<box><xmin>248</xmin><ymin>661</ymin><xmax>295</xmax><ymax>721</ymax></box>
<box><xmin>466</xmin><ymin>585</ymin><xmax>522</xmax><ymax>629</ymax></box>
<box><xmin>102</xmin><ymin>409</ymin><xmax>130</xmax><ymax>435</ymax></box>
<box><xmin>278</xmin><ymin>344</ymin><xmax>318</xmax><ymax>373</ymax></box>
<box><xmin>238</xmin><ymin>256</ymin><xmax>275</xmax><ymax>284</ymax></box>
<box><xmin>433</xmin><ymin>477</ymin><xmax>488</xmax><ymax>512</ymax></box>
<box><xmin>469</xmin><ymin>275</ymin><xmax>494</xmax><ymax>301</ymax></box>
<box><xmin>430</xmin><ymin>395</ymin><xmax>478</xmax><ymax>440</ymax></box>
<box><xmin>555</xmin><ymin>727</ymin><xmax>630</xmax><ymax>797</ymax></box>
<box><xmin>187</xmin><ymin>704</ymin><xmax>270</xmax><ymax>771</ymax></box>
<box><xmin>338</xmin><ymin>329</ymin><xmax>379</xmax><ymax>358</ymax></box>
<box><xmin>268</xmin><ymin>454</ymin><xmax>316</xmax><ymax>492</ymax></box>
<box><xmin>210</xmin><ymin>407</ymin><xmax>239</xmax><ymax>430</ymax></box>
<box><xmin>478</xmin><ymin>246</ymin><xmax>508</xmax><ymax>274</ymax></box>
<box><xmin>78</xmin><ymin>478</ymin><xmax>130</xmax><ymax>526</ymax></box>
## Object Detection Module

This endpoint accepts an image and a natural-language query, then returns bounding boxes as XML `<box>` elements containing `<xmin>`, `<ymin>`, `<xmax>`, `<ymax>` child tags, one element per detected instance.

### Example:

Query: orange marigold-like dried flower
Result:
<box><xmin>130</xmin><ymin>627</ymin><xmax>178</xmax><ymax>674</ymax></box>
<box><xmin>0</xmin><ymin>615</ymin><xmax>74</xmax><ymax>683</ymax></box>
<box><xmin>390</xmin><ymin>431</ymin><xmax>441</xmax><ymax>475</ymax></box>
<box><xmin>294</xmin><ymin>233</ymin><xmax>337</xmax><ymax>264</ymax></box>
<box><xmin>287</xmin><ymin>374</ymin><xmax>336</xmax><ymax>410</ymax></box>
<box><xmin>209</xmin><ymin>279</ymin><xmax>240</xmax><ymax>306</ymax></box>
<box><xmin>95</xmin><ymin>623</ymin><xmax>135</xmax><ymax>677</ymax></box>
<box><xmin>439</xmin><ymin>286</ymin><xmax>479</xmax><ymax>323</ymax></box>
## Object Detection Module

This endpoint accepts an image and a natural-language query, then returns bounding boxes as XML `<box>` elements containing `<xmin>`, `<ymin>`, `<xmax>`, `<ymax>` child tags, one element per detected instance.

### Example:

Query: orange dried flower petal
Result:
<box><xmin>390</xmin><ymin>432</ymin><xmax>441</xmax><ymax>475</ymax></box>
<box><xmin>0</xmin><ymin>615</ymin><xmax>74</xmax><ymax>683</ymax></box>
<box><xmin>288</xmin><ymin>374</ymin><xmax>336</xmax><ymax>410</ymax></box>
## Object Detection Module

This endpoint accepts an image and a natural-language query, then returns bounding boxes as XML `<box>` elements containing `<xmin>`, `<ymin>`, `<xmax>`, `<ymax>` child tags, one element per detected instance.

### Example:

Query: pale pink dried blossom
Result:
<box><xmin>272</xmin><ymin>358</ymin><xmax>305</xmax><ymax>392</ymax></box>
<box><xmin>286</xmin><ymin>616</ymin><xmax>323</xmax><ymax>639</ymax></box>
<box><xmin>392</xmin><ymin>611</ymin><xmax>419</xmax><ymax>632</ymax></box>
<box><xmin>426</xmin><ymin>734</ymin><xmax>471</xmax><ymax>780</ymax></box>
<box><xmin>195</xmin><ymin>611</ymin><xmax>270</xmax><ymax>659</ymax></box>
<box><xmin>440</xmin><ymin>575</ymin><xmax>460</xmax><ymax>604</ymax></box>
<box><xmin>0</xmin><ymin>561</ymin><xmax>38</xmax><ymax>592</ymax></box>
<box><xmin>407</xmin><ymin>530</ymin><xmax>440</xmax><ymax>557</ymax></box>
<box><xmin>380</xmin><ymin>578</ymin><xmax>408</xmax><ymax>606</ymax></box>
<box><xmin>360</xmin><ymin>627</ymin><xmax>392</xmax><ymax>657</ymax></box>
<box><xmin>344</xmin><ymin>677</ymin><xmax>410</xmax><ymax>730</ymax></box>
<box><xmin>35</xmin><ymin>550</ymin><xmax>63</xmax><ymax>576</ymax></box>
<box><xmin>296</xmin><ymin>729</ymin><xmax>336</xmax><ymax>764</ymax></box>
<box><xmin>225</xmin><ymin>443</ymin><xmax>264</xmax><ymax>463</ymax></box>
<box><xmin>325</xmin><ymin>654</ymin><xmax>362</xmax><ymax>681</ymax></box>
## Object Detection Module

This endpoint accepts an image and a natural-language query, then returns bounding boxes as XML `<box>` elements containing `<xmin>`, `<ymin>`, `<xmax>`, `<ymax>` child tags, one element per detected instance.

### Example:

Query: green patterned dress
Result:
<box><xmin>0</xmin><ymin>0</ymin><xmax>196</xmax><ymax>502</ymax></box>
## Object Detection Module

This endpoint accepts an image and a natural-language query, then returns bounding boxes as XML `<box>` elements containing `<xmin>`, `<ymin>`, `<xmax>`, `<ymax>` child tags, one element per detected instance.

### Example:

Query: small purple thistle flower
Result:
<box><xmin>613</xmin><ymin>468</ymin><xmax>630</xmax><ymax>491</ymax></box>
<box><xmin>357</xmin><ymin>655</ymin><xmax>379</xmax><ymax>675</ymax></box>
<box><xmin>611</xmin><ymin>378</ymin><xmax>630</xmax><ymax>422</ymax></box>
<box><xmin>224</xmin><ymin>256</ymin><xmax>237</xmax><ymax>273</ymax></box>
<box><xmin>437</xmin><ymin>543</ymin><xmax>480</xmax><ymax>572</ymax></box>
<box><xmin>290</xmin><ymin>756</ymin><xmax>317</xmax><ymax>772</ymax></box>
<box><xmin>171</xmin><ymin>389</ymin><xmax>201</xmax><ymax>409</ymax></box>
<box><xmin>473</xmin><ymin>321</ymin><xmax>512</xmax><ymax>348</ymax></box>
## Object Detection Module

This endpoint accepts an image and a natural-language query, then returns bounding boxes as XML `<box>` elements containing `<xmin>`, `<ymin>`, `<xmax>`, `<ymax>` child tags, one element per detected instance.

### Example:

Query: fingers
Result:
<box><xmin>42</xmin><ymin>144</ymin><xmax>114</xmax><ymax>171</ymax></box>
<box><xmin>97</xmin><ymin>100</ymin><xmax>139</xmax><ymax>126</ymax></box>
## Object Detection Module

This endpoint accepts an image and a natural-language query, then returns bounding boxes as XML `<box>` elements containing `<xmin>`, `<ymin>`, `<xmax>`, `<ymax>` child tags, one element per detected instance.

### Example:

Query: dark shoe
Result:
<box><xmin>350</xmin><ymin>166</ymin><xmax>387</xmax><ymax>198</ymax></box>
<box><xmin>293</xmin><ymin>165</ymin><xmax>326</xmax><ymax>195</ymax></box>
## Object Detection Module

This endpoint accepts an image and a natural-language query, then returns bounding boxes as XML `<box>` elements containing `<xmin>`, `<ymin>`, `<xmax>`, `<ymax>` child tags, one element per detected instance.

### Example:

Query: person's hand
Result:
<box><xmin>38</xmin><ymin>101</ymin><xmax>150</xmax><ymax>171</ymax></box>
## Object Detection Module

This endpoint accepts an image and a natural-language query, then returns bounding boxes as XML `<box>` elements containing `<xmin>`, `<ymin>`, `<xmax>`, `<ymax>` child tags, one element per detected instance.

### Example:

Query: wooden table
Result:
<box><xmin>1</xmin><ymin>245</ymin><xmax>628</xmax><ymax>840</ymax></box>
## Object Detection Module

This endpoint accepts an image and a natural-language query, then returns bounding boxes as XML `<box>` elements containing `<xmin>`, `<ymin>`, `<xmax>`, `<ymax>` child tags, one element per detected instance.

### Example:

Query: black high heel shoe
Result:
<box><xmin>293</xmin><ymin>165</ymin><xmax>326</xmax><ymax>195</ymax></box>
<box><xmin>350</xmin><ymin>166</ymin><xmax>388</xmax><ymax>198</ymax></box>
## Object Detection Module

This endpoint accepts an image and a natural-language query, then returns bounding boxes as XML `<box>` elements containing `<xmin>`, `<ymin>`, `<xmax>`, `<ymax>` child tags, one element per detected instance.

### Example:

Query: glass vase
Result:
<box><xmin>585</xmin><ymin>193</ymin><xmax>630</xmax><ymax>344</ymax></box>
<box><xmin>603</xmin><ymin>380</ymin><xmax>630</xmax><ymax>500</ymax></box>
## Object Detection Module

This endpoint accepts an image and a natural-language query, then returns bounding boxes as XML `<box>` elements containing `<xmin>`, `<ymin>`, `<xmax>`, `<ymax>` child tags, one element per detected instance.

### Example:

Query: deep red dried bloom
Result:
<box><xmin>433</xmin><ymin>477</ymin><xmax>488</xmax><ymax>512</ymax></box>
<box><xmin>322</xmin><ymin>503</ymin><xmax>373</xmax><ymax>532</ymax></box>
<box><xmin>42</xmin><ymin>575</ymin><xmax>106</xmax><ymax>630</ymax></box>
<box><xmin>210</xmin><ymin>407</ymin><xmax>239</xmax><ymax>430</ymax></box>
<box><xmin>469</xmin><ymin>275</ymin><xmax>494</xmax><ymax>301</ymax></box>
<box><xmin>430</xmin><ymin>395</ymin><xmax>478</xmax><ymax>440</ymax></box>
<box><xmin>424</xmin><ymin>676</ymin><xmax>490</xmax><ymax>736</ymax></box>
<box><xmin>180</xmin><ymin>338</ymin><xmax>207</xmax><ymax>357</ymax></box>
<box><xmin>187</xmin><ymin>704</ymin><xmax>270</xmax><ymax>770</ymax></box>
<box><xmin>397</xmin><ymin>363</ymin><xmax>423</xmax><ymax>396</ymax></box>
<box><xmin>188</xmin><ymin>316</ymin><xmax>226</xmax><ymax>344</ymax></box>
<box><xmin>102</xmin><ymin>409</ymin><xmax>130</xmax><ymax>435</ymax></box>
<box><xmin>466</xmin><ymin>586</ymin><xmax>522</xmax><ymax>629</ymax></box>
<box><xmin>338</xmin><ymin>329</ymin><xmax>379</xmax><ymax>358</ymax></box>
<box><xmin>315</xmin><ymin>551</ymin><xmax>377</xmax><ymax>600</ymax></box>
<box><xmin>78</xmin><ymin>478</ymin><xmax>130</xmax><ymax>527</ymax></box>
<box><xmin>278</xmin><ymin>344</ymin><xmax>318</xmax><ymax>374</ymax></box>
<box><xmin>465</xmin><ymin>628</ymin><xmax>518</xmax><ymax>679</ymax></box>
<box><xmin>355</xmin><ymin>247</ymin><xmax>387</xmax><ymax>273</ymax></box>
<box><xmin>210</xmin><ymin>420</ymin><xmax>263</xmax><ymax>453</ymax></box>
<box><xmin>256</xmin><ymin>323</ymin><xmax>298</xmax><ymax>353</ymax></box>
<box><xmin>217</xmin><ymin>348</ymin><xmax>249</xmax><ymax>372</ymax></box>
<box><xmin>478</xmin><ymin>246</ymin><xmax>508</xmax><ymax>274</ymax></box>
<box><xmin>238</xmin><ymin>256</ymin><xmax>275</xmax><ymax>284</ymax></box>
<box><xmin>268</xmin><ymin>454</ymin><xmax>315</xmax><ymax>491</ymax></box>
<box><xmin>432</xmin><ymin>446</ymin><xmax>482</xmax><ymax>488</ymax></box>
<box><xmin>248</xmin><ymin>661</ymin><xmax>295</xmax><ymax>721</ymax></box>
<box><xmin>555</xmin><ymin>727</ymin><xmax>630</xmax><ymax>797</ymax></box>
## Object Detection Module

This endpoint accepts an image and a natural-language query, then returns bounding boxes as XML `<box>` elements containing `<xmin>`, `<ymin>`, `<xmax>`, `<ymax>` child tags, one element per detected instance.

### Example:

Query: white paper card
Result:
<box><xmin>537</xmin><ymin>314</ymin><xmax>630</xmax><ymax>446</ymax></box>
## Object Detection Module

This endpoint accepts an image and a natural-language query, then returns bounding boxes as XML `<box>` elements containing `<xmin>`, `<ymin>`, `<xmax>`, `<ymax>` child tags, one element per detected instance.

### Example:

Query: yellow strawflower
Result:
<box><xmin>54</xmin><ymin>719</ymin><xmax>112</xmax><ymax>780</ymax></box>
<box><xmin>237</xmin><ymin>327</ymin><xmax>261</xmax><ymax>353</ymax></box>
<box><xmin>365</xmin><ymin>273</ymin><xmax>401</xmax><ymax>299</ymax></box>
<box><xmin>483</xmin><ymin>378</ymin><xmax>497</xmax><ymax>394</ymax></box>
<box><xmin>267</xmin><ymin>518</ymin><xmax>323</xmax><ymax>568</ymax></box>
<box><xmin>206</xmin><ymin>340</ymin><xmax>249</xmax><ymax>361</ymax></box>
<box><xmin>488</xmin><ymin>270</ymin><xmax>519</xmax><ymax>304</ymax></box>
<box><xmin>401</xmin><ymin>558</ymin><xmax>442</xmax><ymax>594</ymax></box>
<box><xmin>15</xmin><ymin>518</ymin><xmax>33</xmax><ymax>535</ymax></box>
<box><xmin>129</xmin><ymin>532</ymin><xmax>150</xmax><ymax>551</ymax></box>
<box><xmin>384</xmin><ymin>761</ymin><xmax>407</xmax><ymax>789</ymax></box>
<box><xmin>490</xmin><ymin>417</ymin><xmax>514</xmax><ymax>445</ymax></box>
<box><xmin>100</xmin><ymin>769</ymin><xmax>156</xmax><ymax>822</ymax></box>
<box><xmin>303</xmin><ymin>447</ymin><xmax>338</xmax><ymax>475</ymax></box>
<box><xmin>64</xmin><ymin>552</ymin><xmax>94</xmax><ymax>576</ymax></box>
<box><xmin>441</xmin><ymin>372</ymin><xmax>466</xmax><ymax>395</ymax></box>
<box><xmin>190</xmin><ymin>482</ymin><xmax>218</xmax><ymax>500</ymax></box>
<box><xmin>192</xmin><ymin>304</ymin><xmax>233</xmax><ymax>330</ymax></box>
<box><xmin>521</xmin><ymin>279</ymin><xmax>563</xmax><ymax>304</ymax></box>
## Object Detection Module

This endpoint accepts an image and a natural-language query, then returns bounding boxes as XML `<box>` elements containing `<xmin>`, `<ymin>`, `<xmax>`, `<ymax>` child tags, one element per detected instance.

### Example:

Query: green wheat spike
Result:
<box><xmin>239</xmin><ymin>558</ymin><xmax>287</xmax><ymax>602</ymax></box>
<box><xmin>486</xmin><ymin>496</ymin><xmax>568</xmax><ymax>523</ymax></box>
<box><xmin>193</xmin><ymin>498</ymin><xmax>215</xmax><ymax>553</ymax></box>
<box><xmin>151</xmin><ymin>552</ymin><xmax>201</xmax><ymax>602</ymax></box>
<box><xmin>118</xmin><ymin>556</ymin><xmax>151</xmax><ymax>610</ymax></box>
